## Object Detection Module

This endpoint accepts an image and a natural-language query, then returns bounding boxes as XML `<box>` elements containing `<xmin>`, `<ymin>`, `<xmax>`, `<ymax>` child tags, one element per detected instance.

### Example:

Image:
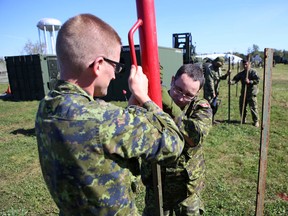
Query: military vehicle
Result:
<box><xmin>102</xmin><ymin>32</ymin><xmax>196</xmax><ymax>101</ymax></box>
<box><xmin>5</xmin><ymin>33</ymin><xmax>195</xmax><ymax>101</ymax></box>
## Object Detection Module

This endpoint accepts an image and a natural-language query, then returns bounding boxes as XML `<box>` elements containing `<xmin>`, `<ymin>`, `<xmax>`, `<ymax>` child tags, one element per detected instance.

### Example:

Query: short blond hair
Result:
<box><xmin>56</xmin><ymin>14</ymin><xmax>122</xmax><ymax>74</ymax></box>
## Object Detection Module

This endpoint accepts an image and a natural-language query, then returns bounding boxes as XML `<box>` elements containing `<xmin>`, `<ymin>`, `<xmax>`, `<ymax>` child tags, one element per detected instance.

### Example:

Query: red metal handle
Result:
<box><xmin>131</xmin><ymin>2</ymin><xmax>163</xmax><ymax>215</ymax></box>
<box><xmin>128</xmin><ymin>19</ymin><xmax>143</xmax><ymax>67</ymax></box>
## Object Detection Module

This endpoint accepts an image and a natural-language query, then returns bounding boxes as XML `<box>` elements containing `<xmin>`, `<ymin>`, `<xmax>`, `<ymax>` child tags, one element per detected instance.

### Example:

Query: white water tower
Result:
<box><xmin>37</xmin><ymin>18</ymin><xmax>61</xmax><ymax>55</ymax></box>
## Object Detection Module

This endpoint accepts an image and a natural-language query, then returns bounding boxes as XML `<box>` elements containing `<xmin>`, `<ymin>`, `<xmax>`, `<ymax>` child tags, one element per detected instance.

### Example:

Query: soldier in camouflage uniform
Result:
<box><xmin>203</xmin><ymin>57</ymin><xmax>230</xmax><ymax>123</ymax></box>
<box><xmin>229</xmin><ymin>59</ymin><xmax>260</xmax><ymax>127</ymax></box>
<box><xmin>142</xmin><ymin>64</ymin><xmax>213</xmax><ymax>215</ymax></box>
<box><xmin>35</xmin><ymin>14</ymin><xmax>184</xmax><ymax>216</ymax></box>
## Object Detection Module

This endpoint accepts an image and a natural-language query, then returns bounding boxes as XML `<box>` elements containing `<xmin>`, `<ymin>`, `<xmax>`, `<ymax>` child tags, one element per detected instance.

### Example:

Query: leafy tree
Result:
<box><xmin>233</xmin><ymin>52</ymin><xmax>246</xmax><ymax>60</ymax></box>
<box><xmin>283</xmin><ymin>50</ymin><xmax>288</xmax><ymax>58</ymax></box>
<box><xmin>247</xmin><ymin>44</ymin><xmax>261</xmax><ymax>57</ymax></box>
<box><xmin>252</xmin><ymin>44</ymin><xmax>260</xmax><ymax>53</ymax></box>
<box><xmin>21</xmin><ymin>40</ymin><xmax>45</xmax><ymax>55</ymax></box>
<box><xmin>274</xmin><ymin>49</ymin><xmax>283</xmax><ymax>57</ymax></box>
<box><xmin>273</xmin><ymin>49</ymin><xmax>288</xmax><ymax>63</ymax></box>
<box><xmin>247</xmin><ymin>47</ymin><xmax>252</xmax><ymax>55</ymax></box>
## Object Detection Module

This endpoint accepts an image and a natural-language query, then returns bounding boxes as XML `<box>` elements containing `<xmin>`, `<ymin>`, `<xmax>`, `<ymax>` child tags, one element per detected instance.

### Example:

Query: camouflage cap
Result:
<box><xmin>214</xmin><ymin>56</ymin><xmax>225</xmax><ymax>65</ymax></box>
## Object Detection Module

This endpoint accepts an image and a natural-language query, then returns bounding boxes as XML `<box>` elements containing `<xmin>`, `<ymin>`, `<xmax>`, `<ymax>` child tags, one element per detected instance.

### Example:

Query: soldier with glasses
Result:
<box><xmin>142</xmin><ymin>64</ymin><xmax>213</xmax><ymax>215</ymax></box>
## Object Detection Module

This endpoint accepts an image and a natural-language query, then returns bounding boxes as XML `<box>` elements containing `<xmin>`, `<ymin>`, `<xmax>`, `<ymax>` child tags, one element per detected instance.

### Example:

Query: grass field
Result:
<box><xmin>0</xmin><ymin>63</ymin><xmax>287</xmax><ymax>215</ymax></box>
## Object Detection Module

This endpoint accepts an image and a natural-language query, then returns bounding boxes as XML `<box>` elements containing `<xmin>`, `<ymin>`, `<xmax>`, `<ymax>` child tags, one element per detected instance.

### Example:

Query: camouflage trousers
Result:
<box><xmin>143</xmin><ymin>173</ymin><xmax>205</xmax><ymax>216</ymax></box>
<box><xmin>239</xmin><ymin>95</ymin><xmax>259</xmax><ymax>123</ymax></box>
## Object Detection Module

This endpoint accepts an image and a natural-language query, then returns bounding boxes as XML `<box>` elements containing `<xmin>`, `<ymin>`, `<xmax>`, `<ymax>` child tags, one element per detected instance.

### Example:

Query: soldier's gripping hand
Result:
<box><xmin>128</xmin><ymin>65</ymin><xmax>151</xmax><ymax>106</ymax></box>
<box><xmin>245</xmin><ymin>78</ymin><xmax>250</xmax><ymax>84</ymax></box>
<box><xmin>226</xmin><ymin>69</ymin><xmax>232</xmax><ymax>76</ymax></box>
<box><xmin>228</xmin><ymin>80</ymin><xmax>235</xmax><ymax>85</ymax></box>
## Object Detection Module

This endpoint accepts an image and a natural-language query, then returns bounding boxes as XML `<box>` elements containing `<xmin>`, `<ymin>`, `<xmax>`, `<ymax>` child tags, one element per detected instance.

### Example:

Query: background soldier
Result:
<box><xmin>142</xmin><ymin>64</ymin><xmax>213</xmax><ymax>215</ymax></box>
<box><xmin>203</xmin><ymin>57</ymin><xmax>231</xmax><ymax>124</ymax></box>
<box><xmin>229</xmin><ymin>59</ymin><xmax>260</xmax><ymax>127</ymax></box>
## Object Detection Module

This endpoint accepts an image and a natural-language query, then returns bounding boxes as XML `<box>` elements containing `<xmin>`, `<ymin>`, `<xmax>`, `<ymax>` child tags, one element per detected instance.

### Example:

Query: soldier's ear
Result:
<box><xmin>91</xmin><ymin>57</ymin><xmax>105</xmax><ymax>77</ymax></box>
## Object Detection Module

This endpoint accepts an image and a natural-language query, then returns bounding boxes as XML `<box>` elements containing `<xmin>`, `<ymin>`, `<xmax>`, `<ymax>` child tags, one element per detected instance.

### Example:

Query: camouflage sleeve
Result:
<box><xmin>220</xmin><ymin>72</ymin><xmax>228</xmax><ymax>80</ymax></box>
<box><xmin>177</xmin><ymin>99</ymin><xmax>213</xmax><ymax>147</ymax></box>
<box><xmin>204</xmin><ymin>68</ymin><xmax>215</xmax><ymax>96</ymax></box>
<box><xmin>99</xmin><ymin>100</ymin><xmax>184</xmax><ymax>163</ymax></box>
<box><xmin>231</xmin><ymin>71</ymin><xmax>243</xmax><ymax>84</ymax></box>
<box><xmin>249</xmin><ymin>69</ymin><xmax>260</xmax><ymax>85</ymax></box>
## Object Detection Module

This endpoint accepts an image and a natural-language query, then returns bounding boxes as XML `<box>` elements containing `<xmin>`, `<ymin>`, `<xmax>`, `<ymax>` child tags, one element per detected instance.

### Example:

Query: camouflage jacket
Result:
<box><xmin>203</xmin><ymin>63</ymin><xmax>228</xmax><ymax>102</ymax></box>
<box><xmin>35</xmin><ymin>80</ymin><xmax>184</xmax><ymax>216</ymax></box>
<box><xmin>231</xmin><ymin>68</ymin><xmax>260</xmax><ymax>98</ymax></box>
<box><xmin>142</xmin><ymin>86</ymin><xmax>212</xmax><ymax>185</ymax></box>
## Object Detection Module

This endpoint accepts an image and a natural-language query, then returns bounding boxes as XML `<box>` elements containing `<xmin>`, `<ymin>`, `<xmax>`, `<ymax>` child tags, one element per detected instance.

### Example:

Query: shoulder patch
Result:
<box><xmin>200</xmin><ymin>102</ymin><xmax>210</xmax><ymax>108</ymax></box>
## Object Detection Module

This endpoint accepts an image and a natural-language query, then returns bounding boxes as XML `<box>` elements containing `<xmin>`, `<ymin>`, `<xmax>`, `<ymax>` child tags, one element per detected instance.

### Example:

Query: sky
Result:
<box><xmin>0</xmin><ymin>0</ymin><xmax>287</xmax><ymax>58</ymax></box>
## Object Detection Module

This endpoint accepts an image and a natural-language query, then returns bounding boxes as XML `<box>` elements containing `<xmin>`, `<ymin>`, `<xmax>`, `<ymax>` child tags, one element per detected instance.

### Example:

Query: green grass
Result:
<box><xmin>202</xmin><ymin>63</ymin><xmax>288</xmax><ymax>215</ymax></box>
<box><xmin>0</xmin><ymin>64</ymin><xmax>288</xmax><ymax>215</ymax></box>
<box><xmin>0</xmin><ymin>95</ymin><xmax>59</xmax><ymax>215</ymax></box>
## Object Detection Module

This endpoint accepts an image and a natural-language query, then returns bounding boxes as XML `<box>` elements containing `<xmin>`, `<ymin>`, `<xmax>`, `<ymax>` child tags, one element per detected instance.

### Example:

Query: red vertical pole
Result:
<box><xmin>136</xmin><ymin>0</ymin><xmax>162</xmax><ymax>108</ymax></box>
<box><xmin>136</xmin><ymin>2</ymin><xmax>164</xmax><ymax>215</ymax></box>
<box><xmin>129</xmin><ymin>1</ymin><xmax>164</xmax><ymax>215</ymax></box>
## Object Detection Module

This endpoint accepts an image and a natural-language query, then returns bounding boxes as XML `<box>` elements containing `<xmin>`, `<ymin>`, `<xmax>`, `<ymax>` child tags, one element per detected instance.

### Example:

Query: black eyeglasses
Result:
<box><xmin>103</xmin><ymin>57</ymin><xmax>125</xmax><ymax>74</ymax></box>
<box><xmin>89</xmin><ymin>57</ymin><xmax>125</xmax><ymax>74</ymax></box>
<box><xmin>172</xmin><ymin>83</ymin><xmax>196</xmax><ymax>101</ymax></box>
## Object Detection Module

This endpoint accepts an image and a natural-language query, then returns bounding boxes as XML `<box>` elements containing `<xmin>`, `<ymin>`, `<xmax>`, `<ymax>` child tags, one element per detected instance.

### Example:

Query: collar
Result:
<box><xmin>53</xmin><ymin>80</ymin><xmax>94</xmax><ymax>101</ymax></box>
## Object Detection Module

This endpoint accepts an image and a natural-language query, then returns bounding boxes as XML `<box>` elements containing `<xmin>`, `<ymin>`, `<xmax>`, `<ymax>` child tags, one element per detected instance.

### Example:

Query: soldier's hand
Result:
<box><xmin>128</xmin><ymin>65</ymin><xmax>150</xmax><ymax>105</ymax></box>
<box><xmin>228</xmin><ymin>80</ymin><xmax>234</xmax><ymax>85</ymax></box>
